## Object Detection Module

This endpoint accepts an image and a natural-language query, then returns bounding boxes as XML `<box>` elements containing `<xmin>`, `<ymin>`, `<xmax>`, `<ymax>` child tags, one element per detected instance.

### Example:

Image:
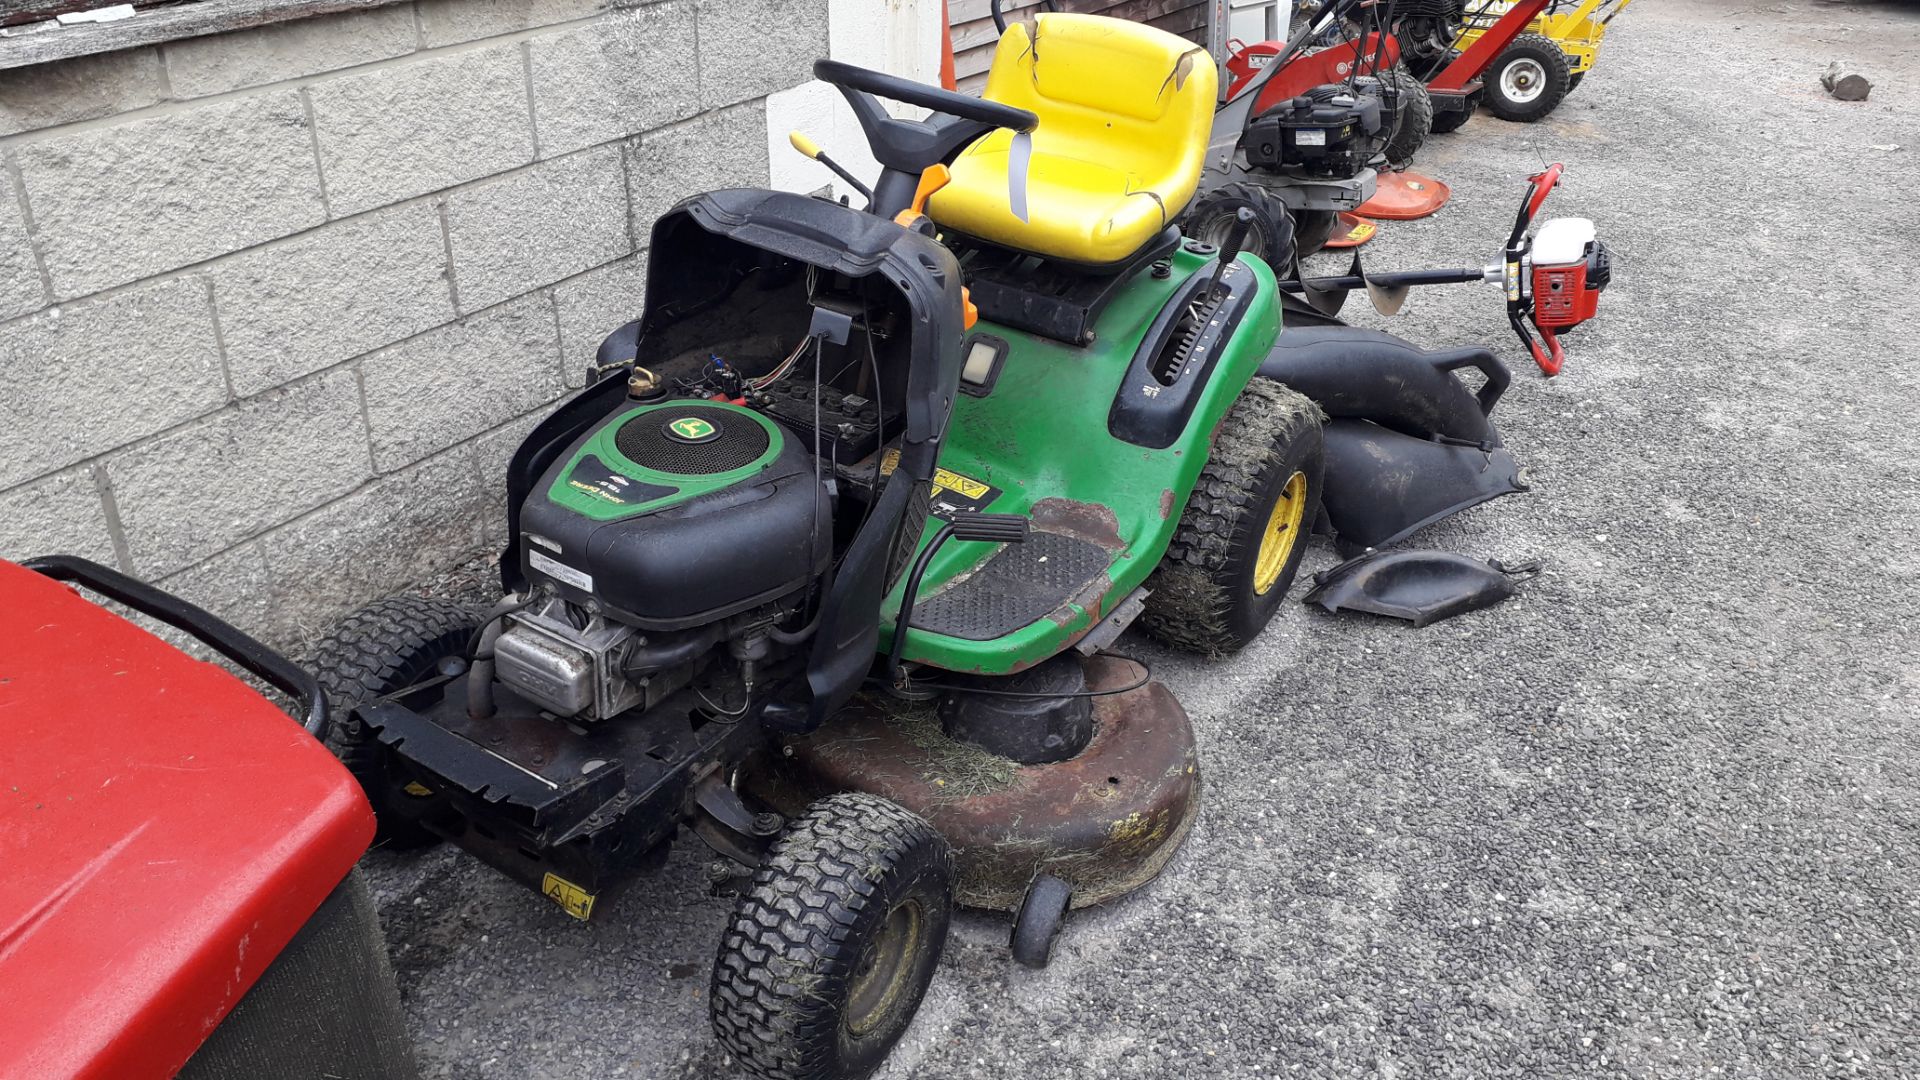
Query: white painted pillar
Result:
<box><xmin>764</xmin><ymin>0</ymin><xmax>945</xmax><ymax>198</ymax></box>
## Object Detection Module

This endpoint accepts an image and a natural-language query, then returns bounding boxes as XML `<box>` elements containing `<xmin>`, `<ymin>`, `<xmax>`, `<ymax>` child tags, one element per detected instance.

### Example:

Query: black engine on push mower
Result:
<box><xmin>1241</xmin><ymin>80</ymin><xmax>1391</xmax><ymax>180</ymax></box>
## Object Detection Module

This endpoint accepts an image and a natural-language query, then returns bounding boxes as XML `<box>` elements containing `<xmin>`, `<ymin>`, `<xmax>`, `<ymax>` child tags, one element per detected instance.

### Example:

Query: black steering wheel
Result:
<box><xmin>811</xmin><ymin>59</ymin><xmax>1037</xmax><ymax>219</ymax></box>
<box><xmin>814</xmin><ymin>59</ymin><xmax>1037</xmax><ymax>136</ymax></box>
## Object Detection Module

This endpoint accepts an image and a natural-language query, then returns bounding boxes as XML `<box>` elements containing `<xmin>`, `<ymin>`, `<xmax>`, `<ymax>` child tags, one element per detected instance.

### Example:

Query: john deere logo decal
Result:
<box><xmin>665</xmin><ymin>415</ymin><xmax>719</xmax><ymax>443</ymax></box>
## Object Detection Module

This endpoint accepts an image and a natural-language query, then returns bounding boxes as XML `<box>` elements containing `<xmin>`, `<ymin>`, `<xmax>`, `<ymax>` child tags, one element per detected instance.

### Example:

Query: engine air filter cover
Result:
<box><xmin>545</xmin><ymin>402</ymin><xmax>784</xmax><ymax>523</ymax></box>
<box><xmin>519</xmin><ymin>399</ymin><xmax>829</xmax><ymax>629</ymax></box>
<box><xmin>616</xmin><ymin>405</ymin><xmax>770</xmax><ymax>474</ymax></box>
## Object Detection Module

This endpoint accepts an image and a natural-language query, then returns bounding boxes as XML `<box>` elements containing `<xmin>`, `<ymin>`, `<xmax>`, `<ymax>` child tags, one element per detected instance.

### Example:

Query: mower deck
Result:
<box><xmin>773</xmin><ymin>655</ymin><xmax>1199</xmax><ymax>911</ymax></box>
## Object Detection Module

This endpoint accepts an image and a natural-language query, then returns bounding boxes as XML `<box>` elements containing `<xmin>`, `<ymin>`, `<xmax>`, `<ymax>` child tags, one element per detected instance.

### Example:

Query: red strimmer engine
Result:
<box><xmin>1505</xmin><ymin>164</ymin><xmax>1611</xmax><ymax>375</ymax></box>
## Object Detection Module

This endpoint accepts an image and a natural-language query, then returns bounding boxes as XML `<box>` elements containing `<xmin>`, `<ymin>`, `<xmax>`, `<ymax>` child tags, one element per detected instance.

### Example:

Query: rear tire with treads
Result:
<box><xmin>1383</xmin><ymin>67</ymin><xmax>1433</xmax><ymax>167</ymax></box>
<box><xmin>1143</xmin><ymin>380</ymin><xmax>1326</xmax><ymax>655</ymax></box>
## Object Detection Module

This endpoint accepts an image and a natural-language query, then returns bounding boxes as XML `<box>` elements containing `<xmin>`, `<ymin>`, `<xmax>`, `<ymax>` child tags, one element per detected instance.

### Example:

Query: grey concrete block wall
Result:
<box><xmin>0</xmin><ymin>0</ymin><xmax>828</xmax><ymax>648</ymax></box>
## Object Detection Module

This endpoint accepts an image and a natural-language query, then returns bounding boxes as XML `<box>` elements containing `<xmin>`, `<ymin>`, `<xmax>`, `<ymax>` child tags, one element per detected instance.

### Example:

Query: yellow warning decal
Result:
<box><xmin>877</xmin><ymin>449</ymin><xmax>1001</xmax><ymax>513</ymax></box>
<box><xmin>932</xmin><ymin>467</ymin><xmax>990</xmax><ymax>500</ymax></box>
<box><xmin>541</xmin><ymin>872</ymin><xmax>596</xmax><ymax>921</ymax></box>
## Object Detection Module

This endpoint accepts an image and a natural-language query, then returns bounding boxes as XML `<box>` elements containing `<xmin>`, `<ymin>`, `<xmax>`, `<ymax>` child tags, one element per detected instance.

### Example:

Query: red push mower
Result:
<box><xmin>1193</xmin><ymin>0</ymin><xmax>1439</xmax><ymax>260</ymax></box>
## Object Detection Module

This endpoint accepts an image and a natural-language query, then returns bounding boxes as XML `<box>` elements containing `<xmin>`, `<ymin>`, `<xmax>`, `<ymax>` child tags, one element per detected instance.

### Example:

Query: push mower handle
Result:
<box><xmin>23</xmin><ymin>554</ymin><xmax>331</xmax><ymax>741</ymax></box>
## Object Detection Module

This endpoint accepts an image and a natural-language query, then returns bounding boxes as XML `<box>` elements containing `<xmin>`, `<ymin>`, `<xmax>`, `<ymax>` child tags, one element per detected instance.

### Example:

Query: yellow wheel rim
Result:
<box><xmin>1253</xmin><ymin>471</ymin><xmax>1309</xmax><ymax>596</ymax></box>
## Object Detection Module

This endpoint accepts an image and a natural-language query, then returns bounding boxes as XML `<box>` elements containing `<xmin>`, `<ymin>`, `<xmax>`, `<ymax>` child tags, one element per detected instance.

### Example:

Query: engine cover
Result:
<box><xmin>1242</xmin><ymin>82</ymin><xmax>1386</xmax><ymax>180</ymax></box>
<box><xmin>1530</xmin><ymin>218</ymin><xmax>1608</xmax><ymax>330</ymax></box>
<box><xmin>516</xmin><ymin>399</ymin><xmax>832</xmax><ymax>630</ymax></box>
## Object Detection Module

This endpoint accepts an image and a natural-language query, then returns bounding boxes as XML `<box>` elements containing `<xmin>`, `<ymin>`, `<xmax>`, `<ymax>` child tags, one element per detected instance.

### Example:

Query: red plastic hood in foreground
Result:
<box><xmin>0</xmin><ymin>559</ymin><xmax>374</xmax><ymax>1080</ymax></box>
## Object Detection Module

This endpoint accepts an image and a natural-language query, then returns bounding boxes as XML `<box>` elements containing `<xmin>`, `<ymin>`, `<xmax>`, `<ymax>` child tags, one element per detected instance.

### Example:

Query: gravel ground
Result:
<box><xmin>357</xmin><ymin>2</ymin><xmax>1920</xmax><ymax>1076</ymax></box>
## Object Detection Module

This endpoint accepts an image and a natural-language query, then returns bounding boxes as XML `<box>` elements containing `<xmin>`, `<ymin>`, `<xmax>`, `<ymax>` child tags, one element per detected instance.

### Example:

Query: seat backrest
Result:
<box><xmin>984</xmin><ymin>13</ymin><xmax>1216</xmax><ymax>214</ymax></box>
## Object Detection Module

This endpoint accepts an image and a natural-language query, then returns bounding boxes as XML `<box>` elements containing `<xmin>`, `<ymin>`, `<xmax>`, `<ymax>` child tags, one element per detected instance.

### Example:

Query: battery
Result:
<box><xmin>753</xmin><ymin>378</ymin><xmax>902</xmax><ymax>464</ymax></box>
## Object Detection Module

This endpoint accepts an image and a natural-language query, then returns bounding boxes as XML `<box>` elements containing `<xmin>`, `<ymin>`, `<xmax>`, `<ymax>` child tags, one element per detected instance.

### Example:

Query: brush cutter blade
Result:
<box><xmin>1356</xmin><ymin>170</ymin><xmax>1452</xmax><ymax>220</ymax></box>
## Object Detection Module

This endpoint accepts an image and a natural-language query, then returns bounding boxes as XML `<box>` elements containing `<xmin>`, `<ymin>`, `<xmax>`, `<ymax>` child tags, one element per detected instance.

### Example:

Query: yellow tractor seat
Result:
<box><xmin>926</xmin><ymin>14</ymin><xmax>1218</xmax><ymax>268</ymax></box>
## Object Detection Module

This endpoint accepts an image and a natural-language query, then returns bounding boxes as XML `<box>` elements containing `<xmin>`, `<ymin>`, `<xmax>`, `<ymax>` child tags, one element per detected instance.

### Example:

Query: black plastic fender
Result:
<box><xmin>1304</xmin><ymin>549</ymin><xmax>1534</xmax><ymax>627</ymax></box>
<box><xmin>1259</xmin><ymin>324</ymin><xmax>1508</xmax><ymax>446</ymax></box>
<box><xmin>1320</xmin><ymin>419</ymin><xmax>1526</xmax><ymax>550</ymax></box>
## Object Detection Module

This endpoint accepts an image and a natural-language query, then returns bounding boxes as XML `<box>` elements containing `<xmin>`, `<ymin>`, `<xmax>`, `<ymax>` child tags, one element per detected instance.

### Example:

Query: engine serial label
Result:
<box><xmin>529</xmin><ymin>548</ymin><xmax>594</xmax><ymax>592</ymax></box>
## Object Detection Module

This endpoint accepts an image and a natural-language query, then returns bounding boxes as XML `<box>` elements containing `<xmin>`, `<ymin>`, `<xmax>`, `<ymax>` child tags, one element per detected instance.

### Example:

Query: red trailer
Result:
<box><xmin>0</xmin><ymin>556</ymin><xmax>414</xmax><ymax>1080</ymax></box>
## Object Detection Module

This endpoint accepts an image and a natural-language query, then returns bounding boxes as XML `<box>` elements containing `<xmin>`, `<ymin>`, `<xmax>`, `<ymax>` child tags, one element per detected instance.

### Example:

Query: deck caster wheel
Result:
<box><xmin>711</xmin><ymin>792</ymin><xmax>952</xmax><ymax>1080</ymax></box>
<box><xmin>1010</xmin><ymin>873</ymin><xmax>1073</xmax><ymax>968</ymax></box>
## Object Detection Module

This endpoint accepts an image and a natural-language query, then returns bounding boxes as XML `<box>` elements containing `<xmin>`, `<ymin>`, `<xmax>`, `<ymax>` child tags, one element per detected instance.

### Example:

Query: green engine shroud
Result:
<box><xmin>542</xmin><ymin>402</ymin><xmax>785</xmax><ymax>520</ymax></box>
<box><xmin>521</xmin><ymin>400</ymin><xmax>829</xmax><ymax>630</ymax></box>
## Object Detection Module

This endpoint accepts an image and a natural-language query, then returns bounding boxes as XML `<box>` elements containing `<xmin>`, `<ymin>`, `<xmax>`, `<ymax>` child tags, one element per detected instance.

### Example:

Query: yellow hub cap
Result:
<box><xmin>1253</xmin><ymin>471</ymin><xmax>1308</xmax><ymax>596</ymax></box>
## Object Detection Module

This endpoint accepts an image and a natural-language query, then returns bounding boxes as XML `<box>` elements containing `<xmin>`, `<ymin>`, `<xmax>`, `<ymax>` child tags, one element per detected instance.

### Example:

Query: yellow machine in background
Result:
<box><xmin>1451</xmin><ymin>0</ymin><xmax>1635</xmax><ymax>121</ymax></box>
<box><xmin>1459</xmin><ymin>0</ymin><xmax>1634</xmax><ymax>93</ymax></box>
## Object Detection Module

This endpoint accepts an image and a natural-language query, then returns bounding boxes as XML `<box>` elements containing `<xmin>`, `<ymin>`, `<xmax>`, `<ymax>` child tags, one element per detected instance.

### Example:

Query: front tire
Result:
<box><xmin>308</xmin><ymin>594</ymin><xmax>482</xmax><ymax>848</ymax></box>
<box><xmin>712</xmin><ymin>793</ymin><xmax>953</xmax><ymax>1080</ymax></box>
<box><xmin>1143</xmin><ymin>380</ymin><xmax>1326</xmax><ymax>655</ymax></box>
<box><xmin>1486</xmin><ymin>33</ymin><xmax>1572</xmax><ymax>122</ymax></box>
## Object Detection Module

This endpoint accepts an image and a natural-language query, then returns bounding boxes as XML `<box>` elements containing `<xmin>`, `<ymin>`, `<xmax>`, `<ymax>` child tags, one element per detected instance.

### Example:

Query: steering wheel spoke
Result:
<box><xmin>809</xmin><ymin>59</ymin><xmax>1036</xmax><ymax>217</ymax></box>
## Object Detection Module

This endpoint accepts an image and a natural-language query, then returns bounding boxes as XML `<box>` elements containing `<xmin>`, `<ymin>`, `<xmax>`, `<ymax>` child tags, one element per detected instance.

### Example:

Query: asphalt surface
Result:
<box><xmin>359</xmin><ymin>2</ymin><xmax>1920</xmax><ymax>1076</ymax></box>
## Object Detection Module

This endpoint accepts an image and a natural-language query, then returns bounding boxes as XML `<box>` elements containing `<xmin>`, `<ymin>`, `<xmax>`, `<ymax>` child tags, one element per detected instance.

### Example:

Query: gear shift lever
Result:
<box><xmin>1207</xmin><ymin>207</ymin><xmax>1255</xmax><ymax>298</ymax></box>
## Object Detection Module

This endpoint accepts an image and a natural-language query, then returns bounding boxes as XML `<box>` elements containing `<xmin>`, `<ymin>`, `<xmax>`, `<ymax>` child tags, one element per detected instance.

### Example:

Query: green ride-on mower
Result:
<box><xmin>313</xmin><ymin>11</ymin><xmax>1536</xmax><ymax>1078</ymax></box>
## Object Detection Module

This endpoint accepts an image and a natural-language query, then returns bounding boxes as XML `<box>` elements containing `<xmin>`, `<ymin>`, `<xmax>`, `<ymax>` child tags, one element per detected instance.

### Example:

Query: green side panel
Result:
<box><xmin>885</xmin><ymin>248</ymin><xmax>1281</xmax><ymax>675</ymax></box>
<box><xmin>544</xmin><ymin>402</ymin><xmax>784</xmax><ymax>521</ymax></box>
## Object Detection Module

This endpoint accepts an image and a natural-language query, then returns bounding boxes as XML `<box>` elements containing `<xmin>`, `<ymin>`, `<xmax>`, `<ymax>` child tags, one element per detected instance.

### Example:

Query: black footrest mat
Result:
<box><xmin>910</xmin><ymin>530</ymin><xmax>1110</xmax><ymax>641</ymax></box>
